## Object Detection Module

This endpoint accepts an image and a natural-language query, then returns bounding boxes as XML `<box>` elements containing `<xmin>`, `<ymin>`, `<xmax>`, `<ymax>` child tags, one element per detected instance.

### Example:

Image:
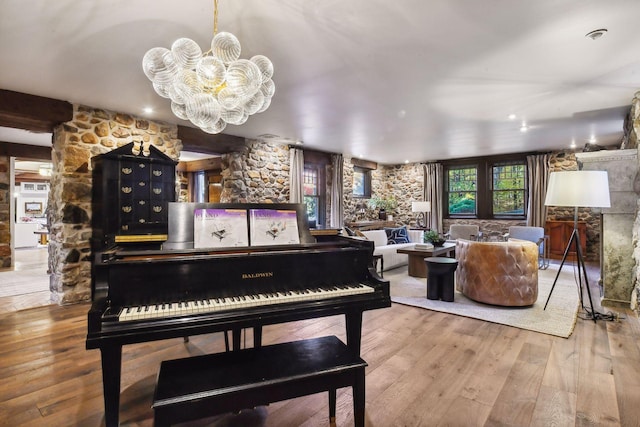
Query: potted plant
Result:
<box><xmin>424</xmin><ymin>229</ymin><xmax>446</xmax><ymax>246</ymax></box>
<box><xmin>367</xmin><ymin>196</ymin><xmax>397</xmax><ymax>220</ymax></box>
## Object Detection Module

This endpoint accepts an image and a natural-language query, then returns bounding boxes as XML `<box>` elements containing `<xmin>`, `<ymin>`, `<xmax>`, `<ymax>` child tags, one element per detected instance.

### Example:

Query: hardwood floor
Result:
<box><xmin>1</xmin><ymin>263</ymin><xmax>639</xmax><ymax>426</ymax></box>
<box><xmin>0</xmin><ymin>247</ymin><xmax>52</xmax><ymax>314</ymax></box>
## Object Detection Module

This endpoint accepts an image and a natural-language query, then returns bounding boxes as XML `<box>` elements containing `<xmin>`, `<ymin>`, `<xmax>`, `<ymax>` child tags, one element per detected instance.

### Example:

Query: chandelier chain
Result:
<box><xmin>213</xmin><ymin>0</ymin><xmax>219</xmax><ymax>35</ymax></box>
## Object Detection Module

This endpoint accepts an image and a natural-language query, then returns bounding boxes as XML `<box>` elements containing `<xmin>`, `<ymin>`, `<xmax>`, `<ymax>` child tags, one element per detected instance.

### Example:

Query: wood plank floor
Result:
<box><xmin>1</xmin><ymin>262</ymin><xmax>639</xmax><ymax>426</ymax></box>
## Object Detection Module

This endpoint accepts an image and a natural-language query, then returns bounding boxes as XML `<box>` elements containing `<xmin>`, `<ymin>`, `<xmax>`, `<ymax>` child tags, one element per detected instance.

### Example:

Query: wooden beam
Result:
<box><xmin>351</xmin><ymin>157</ymin><xmax>378</xmax><ymax>170</ymax></box>
<box><xmin>177</xmin><ymin>157</ymin><xmax>222</xmax><ymax>172</ymax></box>
<box><xmin>177</xmin><ymin>125</ymin><xmax>245</xmax><ymax>155</ymax></box>
<box><xmin>15</xmin><ymin>172</ymin><xmax>49</xmax><ymax>183</ymax></box>
<box><xmin>0</xmin><ymin>90</ymin><xmax>73</xmax><ymax>133</ymax></box>
<box><xmin>0</xmin><ymin>90</ymin><xmax>246</xmax><ymax>156</ymax></box>
<box><xmin>0</xmin><ymin>142</ymin><xmax>52</xmax><ymax>160</ymax></box>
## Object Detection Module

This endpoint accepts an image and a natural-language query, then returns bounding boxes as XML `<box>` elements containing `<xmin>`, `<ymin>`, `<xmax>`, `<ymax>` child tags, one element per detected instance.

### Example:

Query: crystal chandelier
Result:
<box><xmin>142</xmin><ymin>0</ymin><xmax>274</xmax><ymax>134</ymax></box>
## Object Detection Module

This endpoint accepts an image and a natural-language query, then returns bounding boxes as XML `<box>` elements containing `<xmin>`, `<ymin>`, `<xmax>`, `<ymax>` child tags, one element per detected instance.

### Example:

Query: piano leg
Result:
<box><xmin>345</xmin><ymin>312</ymin><xmax>363</xmax><ymax>356</ymax></box>
<box><xmin>232</xmin><ymin>329</ymin><xmax>241</xmax><ymax>350</ymax></box>
<box><xmin>231</xmin><ymin>327</ymin><xmax>263</xmax><ymax>351</ymax></box>
<box><xmin>100</xmin><ymin>345</ymin><xmax>122</xmax><ymax>427</ymax></box>
<box><xmin>253</xmin><ymin>325</ymin><xmax>263</xmax><ymax>348</ymax></box>
<box><xmin>329</xmin><ymin>388</ymin><xmax>337</xmax><ymax>426</ymax></box>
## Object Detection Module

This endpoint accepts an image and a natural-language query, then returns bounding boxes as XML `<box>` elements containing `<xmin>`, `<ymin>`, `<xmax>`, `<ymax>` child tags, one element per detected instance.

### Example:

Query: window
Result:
<box><xmin>492</xmin><ymin>163</ymin><xmax>525</xmax><ymax>216</ymax></box>
<box><xmin>303</xmin><ymin>164</ymin><xmax>326</xmax><ymax>227</ymax></box>
<box><xmin>447</xmin><ymin>166</ymin><xmax>477</xmax><ymax>215</ymax></box>
<box><xmin>444</xmin><ymin>156</ymin><xmax>527</xmax><ymax>219</ymax></box>
<box><xmin>353</xmin><ymin>167</ymin><xmax>372</xmax><ymax>198</ymax></box>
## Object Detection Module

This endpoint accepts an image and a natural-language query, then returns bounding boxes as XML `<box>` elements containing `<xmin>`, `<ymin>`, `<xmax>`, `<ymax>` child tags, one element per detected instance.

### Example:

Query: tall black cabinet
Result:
<box><xmin>91</xmin><ymin>142</ymin><xmax>177</xmax><ymax>250</ymax></box>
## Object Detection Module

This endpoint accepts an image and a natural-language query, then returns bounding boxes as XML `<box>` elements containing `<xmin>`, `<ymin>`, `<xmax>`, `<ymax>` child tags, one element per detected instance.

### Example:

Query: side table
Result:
<box><xmin>425</xmin><ymin>257</ymin><xmax>458</xmax><ymax>302</ymax></box>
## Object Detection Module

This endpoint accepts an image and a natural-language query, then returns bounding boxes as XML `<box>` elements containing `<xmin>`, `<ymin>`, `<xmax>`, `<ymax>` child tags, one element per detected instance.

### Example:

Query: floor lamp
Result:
<box><xmin>543</xmin><ymin>170</ymin><xmax>610</xmax><ymax>322</ymax></box>
<box><xmin>411</xmin><ymin>201</ymin><xmax>431</xmax><ymax>229</ymax></box>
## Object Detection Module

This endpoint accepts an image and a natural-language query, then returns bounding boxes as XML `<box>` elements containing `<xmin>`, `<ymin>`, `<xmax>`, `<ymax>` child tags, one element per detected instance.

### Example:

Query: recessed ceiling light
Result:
<box><xmin>404</xmin><ymin>160</ymin><xmax>409</xmax><ymax>164</ymax></box>
<box><xmin>508</xmin><ymin>114</ymin><xmax>516</xmax><ymax>120</ymax></box>
<box><xmin>570</xmin><ymin>140</ymin><xmax>576</xmax><ymax>148</ymax></box>
<box><xmin>143</xmin><ymin>107</ymin><xmax>153</xmax><ymax>114</ymax></box>
<box><xmin>520</xmin><ymin>122</ymin><xmax>528</xmax><ymax>132</ymax></box>
<box><xmin>585</xmin><ymin>28</ymin><xmax>607</xmax><ymax>40</ymax></box>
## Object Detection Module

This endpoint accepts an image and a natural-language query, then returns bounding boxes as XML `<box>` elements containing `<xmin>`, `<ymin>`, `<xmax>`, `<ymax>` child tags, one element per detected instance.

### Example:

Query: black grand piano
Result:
<box><xmin>86</xmin><ymin>202</ymin><xmax>390</xmax><ymax>426</ymax></box>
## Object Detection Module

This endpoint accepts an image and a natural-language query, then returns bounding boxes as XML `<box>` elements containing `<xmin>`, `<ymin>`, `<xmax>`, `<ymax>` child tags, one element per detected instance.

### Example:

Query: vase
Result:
<box><xmin>378</xmin><ymin>208</ymin><xmax>386</xmax><ymax>220</ymax></box>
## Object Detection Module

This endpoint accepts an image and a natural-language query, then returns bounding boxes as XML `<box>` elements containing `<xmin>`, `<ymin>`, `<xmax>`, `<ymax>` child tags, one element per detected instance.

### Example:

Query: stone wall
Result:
<box><xmin>624</xmin><ymin>90</ymin><xmax>640</xmax><ymax>313</ymax></box>
<box><xmin>342</xmin><ymin>157</ymin><xmax>357</xmax><ymax>220</ymax></box>
<box><xmin>220</xmin><ymin>140</ymin><xmax>290</xmax><ymax>203</ymax></box>
<box><xmin>342</xmin><ymin>161</ymin><xmax>423</xmax><ymax>225</ymax></box>
<box><xmin>385</xmin><ymin>163</ymin><xmax>425</xmax><ymax>226</ymax></box>
<box><xmin>49</xmin><ymin>105</ymin><xmax>181</xmax><ymax>304</ymax></box>
<box><xmin>0</xmin><ymin>156</ymin><xmax>10</xmax><ymax>268</ymax></box>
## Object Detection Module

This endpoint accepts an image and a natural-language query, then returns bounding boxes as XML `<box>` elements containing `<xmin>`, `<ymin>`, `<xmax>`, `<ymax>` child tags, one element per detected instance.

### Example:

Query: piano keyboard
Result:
<box><xmin>117</xmin><ymin>283</ymin><xmax>375</xmax><ymax>322</ymax></box>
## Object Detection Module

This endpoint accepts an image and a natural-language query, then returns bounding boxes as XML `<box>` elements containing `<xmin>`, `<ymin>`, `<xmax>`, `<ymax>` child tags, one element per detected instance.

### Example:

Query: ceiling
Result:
<box><xmin>1</xmin><ymin>0</ymin><xmax>639</xmax><ymax>165</ymax></box>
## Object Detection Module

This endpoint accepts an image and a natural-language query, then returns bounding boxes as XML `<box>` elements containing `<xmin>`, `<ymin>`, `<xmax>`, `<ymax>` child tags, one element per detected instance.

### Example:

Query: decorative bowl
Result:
<box><xmin>431</xmin><ymin>238</ymin><xmax>446</xmax><ymax>247</ymax></box>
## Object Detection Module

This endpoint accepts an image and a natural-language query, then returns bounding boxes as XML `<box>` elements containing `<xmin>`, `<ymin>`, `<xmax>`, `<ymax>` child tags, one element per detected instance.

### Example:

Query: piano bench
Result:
<box><xmin>152</xmin><ymin>335</ymin><xmax>368</xmax><ymax>427</ymax></box>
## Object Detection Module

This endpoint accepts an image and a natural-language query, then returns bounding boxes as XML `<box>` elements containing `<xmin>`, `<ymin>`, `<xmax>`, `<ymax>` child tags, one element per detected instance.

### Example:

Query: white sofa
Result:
<box><xmin>361</xmin><ymin>228</ymin><xmax>423</xmax><ymax>272</ymax></box>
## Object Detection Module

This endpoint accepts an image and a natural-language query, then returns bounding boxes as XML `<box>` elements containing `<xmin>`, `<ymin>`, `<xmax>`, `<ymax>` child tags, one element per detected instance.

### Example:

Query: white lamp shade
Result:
<box><xmin>544</xmin><ymin>171</ymin><xmax>611</xmax><ymax>208</ymax></box>
<box><xmin>411</xmin><ymin>201</ymin><xmax>431</xmax><ymax>213</ymax></box>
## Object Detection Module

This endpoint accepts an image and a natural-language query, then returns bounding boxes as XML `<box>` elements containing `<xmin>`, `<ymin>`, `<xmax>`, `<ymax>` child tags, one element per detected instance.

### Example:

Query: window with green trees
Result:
<box><xmin>303</xmin><ymin>166</ymin><xmax>320</xmax><ymax>226</ymax></box>
<box><xmin>444</xmin><ymin>155</ymin><xmax>527</xmax><ymax>219</ymax></box>
<box><xmin>492</xmin><ymin>163</ymin><xmax>525</xmax><ymax>216</ymax></box>
<box><xmin>447</xmin><ymin>167</ymin><xmax>477</xmax><ymax>215</ymax></box>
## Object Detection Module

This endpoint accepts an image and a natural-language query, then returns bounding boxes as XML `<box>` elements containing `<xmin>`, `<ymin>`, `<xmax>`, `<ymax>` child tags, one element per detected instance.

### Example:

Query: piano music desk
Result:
<box><xmin>152</xmin><ymin>336</ymin><xmax>367</xmax><ymax>427</ymax></box>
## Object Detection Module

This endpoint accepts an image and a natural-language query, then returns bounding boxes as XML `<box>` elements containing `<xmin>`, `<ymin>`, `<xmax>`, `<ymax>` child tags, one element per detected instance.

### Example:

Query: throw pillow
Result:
<box><xmin>384</xmin><ymin>226</ymin><xmax>410</xmax><ymax>244</ymax></box>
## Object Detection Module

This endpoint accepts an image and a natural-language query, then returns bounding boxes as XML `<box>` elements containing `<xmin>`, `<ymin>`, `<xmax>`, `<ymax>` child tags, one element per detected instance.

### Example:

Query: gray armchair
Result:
<box><xmin>503</xmin><ymin>226</ymin><xmax>549</xmax><ymax>269</ymax></box>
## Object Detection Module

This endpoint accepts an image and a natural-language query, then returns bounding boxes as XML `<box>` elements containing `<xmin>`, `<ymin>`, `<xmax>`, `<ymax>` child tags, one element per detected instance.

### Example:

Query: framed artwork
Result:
<box><xmin>25</xmin><ymin>202</ymin><xmax>43</xmax><ymax>214</ymax></box>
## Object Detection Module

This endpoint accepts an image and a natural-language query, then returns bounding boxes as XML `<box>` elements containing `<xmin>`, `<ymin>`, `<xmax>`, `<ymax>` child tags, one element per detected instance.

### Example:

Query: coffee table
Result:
<box><xmin>396</xmin><ymin>243</ymin><xmax>456</xmax><ymax>278</ymax></box>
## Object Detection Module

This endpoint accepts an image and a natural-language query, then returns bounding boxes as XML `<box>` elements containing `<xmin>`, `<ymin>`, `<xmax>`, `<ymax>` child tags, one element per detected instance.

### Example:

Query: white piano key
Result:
<box><xmin>116</xmin><ymin>283</ymin><xmax>375</xmax><ymax>322</ymax></box>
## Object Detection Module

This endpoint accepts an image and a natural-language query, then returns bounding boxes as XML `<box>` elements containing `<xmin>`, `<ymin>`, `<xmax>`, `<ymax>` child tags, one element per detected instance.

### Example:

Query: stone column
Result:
<box><xmin>0</xmin><ymin>156</ymin><xmax>11</xmax><ymax>268</ymax></box>
<box><xmin>49</xmin><ymin>105</ymin><xmax>181</xmax><ymax>304</ymax></box>
<box><xmin>576</xmin><ymin>149</ymin><xmax>638</xmax><ymax>309</ymax></box>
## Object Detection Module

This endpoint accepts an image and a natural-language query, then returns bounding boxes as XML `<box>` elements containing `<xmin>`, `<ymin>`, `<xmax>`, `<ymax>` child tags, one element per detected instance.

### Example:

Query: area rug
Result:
<box><xmin>387</xmin><ymin>262</ymin><xmax>580</xmax><ymax>338</ymax></box>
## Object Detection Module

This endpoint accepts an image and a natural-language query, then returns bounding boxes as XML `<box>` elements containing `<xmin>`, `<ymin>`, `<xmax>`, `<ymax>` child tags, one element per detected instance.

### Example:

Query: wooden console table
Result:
<box><xmin>345</xmin><ymin>220</ymin><xmax>395</xmax><ymax>231</ymax></box>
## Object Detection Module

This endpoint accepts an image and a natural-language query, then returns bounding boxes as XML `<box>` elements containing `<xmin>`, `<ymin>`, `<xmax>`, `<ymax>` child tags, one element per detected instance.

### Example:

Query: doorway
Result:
<box><xmin>0</xmin><ymin>157</ymin><xmax>53</xmax><ymax>313</ymax></box>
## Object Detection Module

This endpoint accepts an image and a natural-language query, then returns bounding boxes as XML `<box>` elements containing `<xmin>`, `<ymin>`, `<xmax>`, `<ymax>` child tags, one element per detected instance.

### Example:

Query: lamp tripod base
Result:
<box><xmin>543</xmin><ymin>227</ymin><xmax>599</xmax><ymax>323</ymax></box>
